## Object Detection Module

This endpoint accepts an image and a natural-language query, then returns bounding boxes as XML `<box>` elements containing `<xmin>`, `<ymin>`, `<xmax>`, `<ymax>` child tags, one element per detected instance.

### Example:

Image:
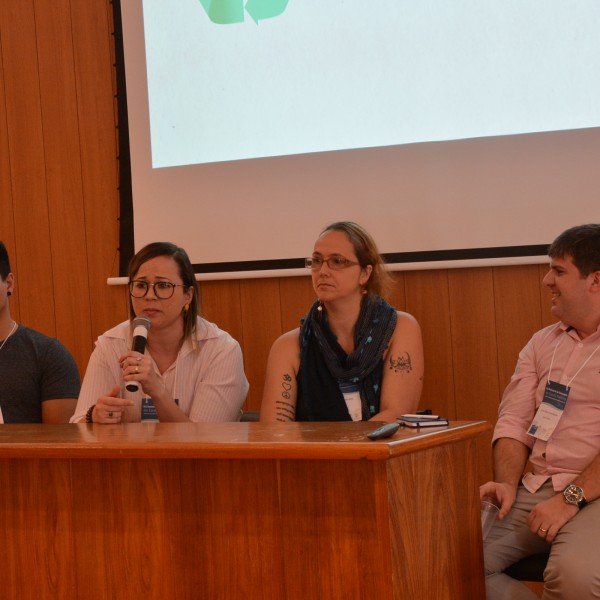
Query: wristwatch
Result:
<box><xmin>563</xmin><ymin>484</ymin><xmax>587</xmax><ymax>509</ymax></box>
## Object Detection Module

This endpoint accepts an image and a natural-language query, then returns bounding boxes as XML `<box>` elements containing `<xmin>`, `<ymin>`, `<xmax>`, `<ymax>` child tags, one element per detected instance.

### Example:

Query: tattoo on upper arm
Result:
<box><xmin>389</xmin><ymin>353</ymin><xmax>412</xmax><ymax>373</ymax></box>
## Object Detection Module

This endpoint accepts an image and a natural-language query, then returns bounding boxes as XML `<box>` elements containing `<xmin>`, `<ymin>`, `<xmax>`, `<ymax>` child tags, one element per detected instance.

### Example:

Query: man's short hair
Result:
<box><xmin>548</xmin><ymin>224</ymin><xmax>600</xmax><ymax>277</ymax></box>
<box><xmin>0</xmin><ymin>241</ymin><xmax>11</xmax><ymax>280</ymax></box>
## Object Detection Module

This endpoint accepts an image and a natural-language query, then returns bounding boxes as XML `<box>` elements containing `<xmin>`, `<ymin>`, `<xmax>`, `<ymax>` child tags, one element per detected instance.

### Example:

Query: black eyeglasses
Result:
<box><xmin>305</xmin><ymin>255</ymin><xmax>360</xmax><ymax>270</ymax></box>
<box><xmin>129</xmin><ymin>280</ymin><xmax>187</xmax><ymax>299</ymax></box>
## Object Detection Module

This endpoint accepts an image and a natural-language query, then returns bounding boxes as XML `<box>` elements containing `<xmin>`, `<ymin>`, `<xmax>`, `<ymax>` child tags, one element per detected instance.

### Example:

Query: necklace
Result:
<box><xmin>0</xmin><ymin>321</ymin><xmax>17</xmax><ymax>353</ymax></box>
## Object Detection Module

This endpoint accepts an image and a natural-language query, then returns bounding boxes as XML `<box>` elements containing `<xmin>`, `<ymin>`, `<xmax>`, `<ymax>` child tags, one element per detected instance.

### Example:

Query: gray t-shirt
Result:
<box><xmin>0</xmin><ymin>325</ymin><xmax>80</xmax><ymax>423</ymax></box>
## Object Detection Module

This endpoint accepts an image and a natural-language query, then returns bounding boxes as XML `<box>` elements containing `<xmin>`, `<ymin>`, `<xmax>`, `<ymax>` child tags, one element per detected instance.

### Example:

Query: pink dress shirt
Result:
<box><xmin>493</xmin><ymin>322</ymin><xmax>600</xmax><ymax>492</ymax></box>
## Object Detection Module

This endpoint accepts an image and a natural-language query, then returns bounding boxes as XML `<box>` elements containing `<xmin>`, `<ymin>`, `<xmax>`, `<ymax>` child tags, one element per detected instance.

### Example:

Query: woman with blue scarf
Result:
<box><xmin>260</xmin><ymin>222</ymin><xmax>424</xmax><ymax>422</ymax></box>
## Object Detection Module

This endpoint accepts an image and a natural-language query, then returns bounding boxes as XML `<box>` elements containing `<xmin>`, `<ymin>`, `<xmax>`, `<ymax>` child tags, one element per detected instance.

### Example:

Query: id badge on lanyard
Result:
<box><xmin>141</xmin><ymin>397</ymin><xmax>159</xmax><ymax>422</ymax></box>
<box><xmin>527</xmin><ymin>380</ymin><xmax>569</xmax><ymax>441</ymax></box>
<box><xmin>339</xmin><ymin>382</ymin><xmax>362</xmax><ymax>421</ymax></box>
<box><xmin>141</xmin><ymin>397</ymin><xmax>179</xmax><ymax>422</ymax></box>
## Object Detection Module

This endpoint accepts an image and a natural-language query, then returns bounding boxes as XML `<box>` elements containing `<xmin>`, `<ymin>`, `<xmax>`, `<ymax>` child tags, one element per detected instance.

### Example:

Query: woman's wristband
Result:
<box><xmin>85</xmin><ymin>404</ymin><xmax>96</xmax><ymax>423</ymax></box>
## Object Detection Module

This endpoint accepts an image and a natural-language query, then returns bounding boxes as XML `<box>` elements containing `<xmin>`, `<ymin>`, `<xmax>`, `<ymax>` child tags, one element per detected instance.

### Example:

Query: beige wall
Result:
<box><xmin>0</xmin><ymin>0</ymin><xmax>559</xmax><ymax>481</ymax></box>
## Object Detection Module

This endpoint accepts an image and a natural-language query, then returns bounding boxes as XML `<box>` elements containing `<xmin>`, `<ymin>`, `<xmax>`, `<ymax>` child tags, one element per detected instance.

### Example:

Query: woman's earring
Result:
<box><xmin>183</xmin><ymin>303</ymin><xmax>190</xmax><ymax>315</ymax></box>
<box><xmin>317</xmin><ymin>299</ymin><xmax>322</xmax><ymax>312</ymax></box>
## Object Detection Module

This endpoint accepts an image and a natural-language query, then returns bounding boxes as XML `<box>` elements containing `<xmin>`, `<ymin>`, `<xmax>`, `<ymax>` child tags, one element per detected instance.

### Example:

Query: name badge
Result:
<box><xmin>527</xmin><ymin>380</ymin><xmax>569</xmax><ymax>441</ymax></box>
<box><xmin>141</xmin><ymin>397</ymin><xmax>159</xmax><ymax>422</ymax></box>
<box><xmin>339</xmin><ymin>383</ymin><xmax>362</xmax><ymax>421</ymax></box>
<box><xmin>141</xmin><ymin>397</ymin><xmax>179</xmax><ymax>422</ymax></box>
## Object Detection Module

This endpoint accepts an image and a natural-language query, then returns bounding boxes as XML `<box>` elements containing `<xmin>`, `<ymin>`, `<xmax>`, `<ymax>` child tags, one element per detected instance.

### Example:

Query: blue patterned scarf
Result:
<box><xmin>296</xmin><ymin>295</ymin><xmax>397</xmax><ymax>421</ymax></box>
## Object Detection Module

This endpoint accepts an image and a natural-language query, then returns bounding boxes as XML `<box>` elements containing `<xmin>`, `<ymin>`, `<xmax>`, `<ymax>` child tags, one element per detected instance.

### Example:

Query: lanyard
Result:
<box><xmin>548</xmin><ymin>331</ymin><xmax>600</xmax><ymax>388</ymax></box>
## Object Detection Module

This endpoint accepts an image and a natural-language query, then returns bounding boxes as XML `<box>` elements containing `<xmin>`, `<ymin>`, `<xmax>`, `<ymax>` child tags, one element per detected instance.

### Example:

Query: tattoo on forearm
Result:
<box><xmin>275</xmin><ymin>373</ymin><xmax>296</xmax><ymax>421</ymax></box>
<box><xmin>275</xmin><ymin>400</ymin><xmax>295</xmax><ymax>421</ymax></box>
<box><xmin>389</xmin><ymin>352</ymin><xmax>412</xmax><ymax>373</ymax></box>
<box><xmin>280</xmin><ymin>373</ymin><xmax>293</xmax><ymax>399</ymax></box>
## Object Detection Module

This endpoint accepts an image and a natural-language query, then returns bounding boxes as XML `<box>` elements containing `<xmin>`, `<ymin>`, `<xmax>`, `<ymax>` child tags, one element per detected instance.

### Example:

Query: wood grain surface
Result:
<box><xmin>0</xmin><ymin>421</ymin><xmax>489</xmax><ymax>599</ymax></box>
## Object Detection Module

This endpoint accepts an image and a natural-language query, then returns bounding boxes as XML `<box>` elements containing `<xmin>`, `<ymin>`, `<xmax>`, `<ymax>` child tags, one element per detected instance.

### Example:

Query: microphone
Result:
<box><xmin>126</xmin><ymin>316</ymin><xmax>151</xmax><ymax>392</ymax></box>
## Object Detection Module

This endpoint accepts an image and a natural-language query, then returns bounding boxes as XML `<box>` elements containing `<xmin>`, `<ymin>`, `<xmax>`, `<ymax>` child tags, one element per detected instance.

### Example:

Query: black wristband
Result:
<box><xmin>85</xmin><ymin>404</ymin><xmax>95</xmax><ymax>423</ymax></box>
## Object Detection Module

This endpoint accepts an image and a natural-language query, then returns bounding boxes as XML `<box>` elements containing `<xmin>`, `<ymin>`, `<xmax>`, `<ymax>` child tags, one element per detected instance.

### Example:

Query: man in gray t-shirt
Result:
<box><xmin>0</xmin><ymin>242</ymin><xmax>79</xmax><ymax>423</ymax></box>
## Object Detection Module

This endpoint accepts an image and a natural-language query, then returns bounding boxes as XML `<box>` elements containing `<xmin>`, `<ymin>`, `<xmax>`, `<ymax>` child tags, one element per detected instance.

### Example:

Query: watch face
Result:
<box><xmin>564</xmin><ymin>484</ymin><xmax>584</xmax><ymax>505</ymax></box>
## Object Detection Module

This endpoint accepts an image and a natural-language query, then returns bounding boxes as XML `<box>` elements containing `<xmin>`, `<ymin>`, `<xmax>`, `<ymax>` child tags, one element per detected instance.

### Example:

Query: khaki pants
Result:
<box><xmin>484</xmin><ymin>481</ymin><xmax>600</xmax><ymax>600</ymax></box>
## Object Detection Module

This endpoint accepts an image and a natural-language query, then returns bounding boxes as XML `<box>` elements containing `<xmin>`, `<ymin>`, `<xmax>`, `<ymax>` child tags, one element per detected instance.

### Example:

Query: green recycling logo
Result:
<box><xmin>199</xmin><ymin>0</ymin><xmax>289</xmax><ymax>25</ymax></box>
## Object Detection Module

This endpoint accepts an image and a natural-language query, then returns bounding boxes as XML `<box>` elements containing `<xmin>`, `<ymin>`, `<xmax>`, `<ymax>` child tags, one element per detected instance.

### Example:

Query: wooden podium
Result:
<box><xmin>0</xmin><ymin>421</ymin><xmax>489</xmax><ymax>599</ymax></box>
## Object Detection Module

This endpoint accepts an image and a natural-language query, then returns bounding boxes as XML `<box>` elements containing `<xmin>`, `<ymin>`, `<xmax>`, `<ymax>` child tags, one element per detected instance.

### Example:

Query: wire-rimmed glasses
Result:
<box><xmin>305</xmin><ymin>255</ymin><xmax>360</xmax><ymax>270</ymax></box>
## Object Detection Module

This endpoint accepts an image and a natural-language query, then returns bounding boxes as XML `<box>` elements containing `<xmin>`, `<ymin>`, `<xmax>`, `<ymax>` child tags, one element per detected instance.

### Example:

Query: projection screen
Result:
<box><xmin>119</xmin><ymin>0</ymin><xmax>600</xmax><ymax>280</ymax></box>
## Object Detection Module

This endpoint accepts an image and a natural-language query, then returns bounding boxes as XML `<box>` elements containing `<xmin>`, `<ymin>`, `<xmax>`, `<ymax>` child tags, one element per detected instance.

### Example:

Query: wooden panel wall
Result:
<box><xmin>0</xmin><ymin>0</ymin><xmax>559</xmax><ymax>482</ymax></box>
<box><xmin>0</xmin><ymin>0</ymin><xmax>128</xmax><ymax>376</ymax></box>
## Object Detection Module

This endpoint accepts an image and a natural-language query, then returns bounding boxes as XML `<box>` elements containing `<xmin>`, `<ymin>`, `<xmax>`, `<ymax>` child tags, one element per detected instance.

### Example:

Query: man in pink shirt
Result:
<box><xmin>481</xmin><ymin>224</ymin><xmax>600</xmax><ymax>600</ymax></box>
